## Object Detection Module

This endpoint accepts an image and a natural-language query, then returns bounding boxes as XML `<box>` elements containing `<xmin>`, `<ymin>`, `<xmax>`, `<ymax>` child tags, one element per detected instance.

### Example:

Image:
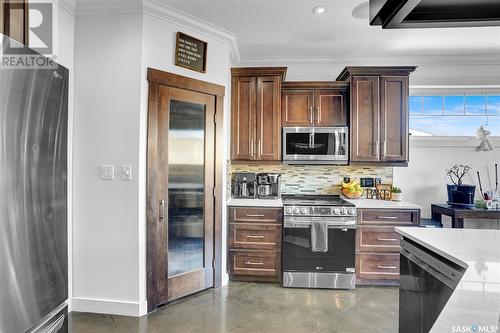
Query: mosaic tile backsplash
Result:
<box><xmin>228</xmin><ymin>161</ymin><xmax>393</xmax><ymax>196</ymax></box>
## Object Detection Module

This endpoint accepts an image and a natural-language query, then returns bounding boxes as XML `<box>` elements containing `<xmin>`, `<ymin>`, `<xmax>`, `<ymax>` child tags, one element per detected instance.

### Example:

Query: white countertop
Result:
<box><xmin>344</xmin><ymin>198</ymin><xmax>422</xmax><ymax>210</ymax></box>
<box><xmin>227</xmin><ymin>198</ymin><xmax>283</xmax><ymax>207</ymax></box>
<box><xmin>396</xmin><ymin>227</ymin><xmax>500</xmax><ymax>333</ymax></box>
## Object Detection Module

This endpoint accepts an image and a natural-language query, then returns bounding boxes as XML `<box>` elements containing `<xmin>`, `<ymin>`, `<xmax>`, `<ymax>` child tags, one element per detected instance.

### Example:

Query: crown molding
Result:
<box><xmin>143</xmin><ymin>0</ymin><xmax>240</xmax><ymax>65</ymax></box>
<box><xmin>238</xmin><ymin>54</ymin><xmax>500</xmax><ymax>67</ymax></box>
<box><xmin>53</xmin><ymin>0</ymin><xmax>76</xmax><ymax>16</ymax></box>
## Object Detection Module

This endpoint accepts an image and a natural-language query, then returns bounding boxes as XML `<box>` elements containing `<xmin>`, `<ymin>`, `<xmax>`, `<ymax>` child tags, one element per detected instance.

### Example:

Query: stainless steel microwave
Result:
<box><xmin>282</xmin><ymin>127</ymin><xmax>349</xmax><ymax>164</ymax></box>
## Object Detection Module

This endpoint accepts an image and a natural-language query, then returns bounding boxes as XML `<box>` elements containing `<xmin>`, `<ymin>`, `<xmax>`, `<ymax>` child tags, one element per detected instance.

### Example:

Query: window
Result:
<box><xmin>409</xmin><ymin>93</ymin><xmax>500</xmax><ymax>137</ymax></box>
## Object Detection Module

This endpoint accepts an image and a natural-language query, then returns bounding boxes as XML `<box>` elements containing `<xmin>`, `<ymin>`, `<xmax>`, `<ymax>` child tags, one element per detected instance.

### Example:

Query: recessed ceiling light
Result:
<box><xmin>313</xmin><ymin>6</ymin><xmax>327</xmax><ymax>15</ymax></box>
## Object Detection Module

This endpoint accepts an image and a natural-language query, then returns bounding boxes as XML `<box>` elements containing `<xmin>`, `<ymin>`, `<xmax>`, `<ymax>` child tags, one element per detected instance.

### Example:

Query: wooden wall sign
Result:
<box><xmin>175</xmin><ymin>32</ymin><xmax>207</xmax><ymax>73</ymax></box>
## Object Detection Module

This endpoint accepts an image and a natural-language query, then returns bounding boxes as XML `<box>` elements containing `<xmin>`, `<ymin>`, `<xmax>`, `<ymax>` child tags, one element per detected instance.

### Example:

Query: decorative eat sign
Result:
<box><xmin>175</xmin><ymin>32</ymin><xmax>207</xmax><ymax>73</ymax></box>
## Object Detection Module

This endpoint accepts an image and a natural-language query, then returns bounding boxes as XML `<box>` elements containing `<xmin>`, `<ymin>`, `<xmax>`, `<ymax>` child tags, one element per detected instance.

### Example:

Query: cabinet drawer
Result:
<box><xmin>359</xmin><ymin>209</ymin><xmax>419</xmax><ymax>225</ymax></box>
<box><xmin>356</xmin><ymin>226</ymin><xmax>401</xmax><ymax>253</ymax></box>
<box><xmin>356</xmin><ymin>253</ymin><xmax>400</xmax><ymax>280</ymax></box>
<box><xmin>229</xmin><ymin>223</ymin><xmax>281</xmax><ymax>250</ymax></box>
<box><xmin>229</xmin><ymin>207</ymin><xmax>282</xmax><ymax>224</ymax></box>
<box><xmin>229</xmin><ymin>250</ymin><xmax>279</xmax><ymax>277</ymax></box>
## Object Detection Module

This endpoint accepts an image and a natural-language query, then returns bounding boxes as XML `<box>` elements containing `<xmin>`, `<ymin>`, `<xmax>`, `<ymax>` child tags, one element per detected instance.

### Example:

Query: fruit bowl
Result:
<box><xmin>342</xmin><ymin>189</ymin><xmax>363</xmax><ymax>199</ymax></box>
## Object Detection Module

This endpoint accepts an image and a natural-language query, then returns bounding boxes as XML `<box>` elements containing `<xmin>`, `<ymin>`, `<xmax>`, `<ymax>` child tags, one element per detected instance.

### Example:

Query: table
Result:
<box><xmin>431</xmin><ymin>204</ymin><xmax>500</xmax><ymax>228</ymax></box>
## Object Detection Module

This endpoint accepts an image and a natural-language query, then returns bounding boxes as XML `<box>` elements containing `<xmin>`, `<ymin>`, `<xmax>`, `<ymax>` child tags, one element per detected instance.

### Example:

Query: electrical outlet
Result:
<box><xmin>120</xmin><ymin>165</ymin><xmax>132</xmax><ymax>181</ymax></box>
<box><xmin>100</xmin><ymin>165</ymin><xmax>114</xmax><ymax>180</ymax></box>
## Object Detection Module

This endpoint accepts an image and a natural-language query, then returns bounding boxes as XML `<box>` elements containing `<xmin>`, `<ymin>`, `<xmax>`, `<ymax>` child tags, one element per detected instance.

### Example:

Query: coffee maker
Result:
<box><xmin>257</xmin><ymin>173</ymin><xmax>281</xmax><ymax>199</ymax></box>
<box><xmin>232</xmin><ymin>173</ymin><xmax>256</xmax><ymax>198</ymax></box>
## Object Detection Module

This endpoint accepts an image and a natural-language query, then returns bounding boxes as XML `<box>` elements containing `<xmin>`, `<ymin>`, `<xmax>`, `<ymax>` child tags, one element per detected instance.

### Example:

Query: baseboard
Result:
<box><xmin>71</xmin><ymin>297</ymin><xmax>147</xmax><ymax>317</ymax></box>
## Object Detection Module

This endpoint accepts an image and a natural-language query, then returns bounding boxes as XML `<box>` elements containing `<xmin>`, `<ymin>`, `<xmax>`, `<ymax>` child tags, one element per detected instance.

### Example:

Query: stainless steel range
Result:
<box><xmin>282</xmin><ymin>194</ymin><xmax>357</xmax><ymax>290</ymax></box>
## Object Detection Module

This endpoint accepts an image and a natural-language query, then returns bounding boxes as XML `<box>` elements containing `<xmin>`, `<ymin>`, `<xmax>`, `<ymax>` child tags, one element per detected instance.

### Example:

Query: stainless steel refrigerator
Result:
<box><xmin>0</xmin><ymin>37</ymin><xmax>68</xmax><ymax>333</ymax></box>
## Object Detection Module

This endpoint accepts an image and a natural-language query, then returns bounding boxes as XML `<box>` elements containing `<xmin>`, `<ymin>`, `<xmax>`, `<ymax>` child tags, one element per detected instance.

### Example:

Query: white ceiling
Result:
<box><xmin>157</xmin><ymin>0</ymin><xmax>500</xmax><ymax>63</ymax></box>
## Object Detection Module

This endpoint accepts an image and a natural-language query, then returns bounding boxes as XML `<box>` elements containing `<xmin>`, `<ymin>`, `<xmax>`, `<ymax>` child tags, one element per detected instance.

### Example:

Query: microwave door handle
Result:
<box><xmin>309</xmin><ymin>133</ymin><xmax>314</xmax><ymax>149</ymax></box>
<box><xmin>334</xmin><ymin>131</ymin><xmax>340</xmax><ymax>155</ymax></box>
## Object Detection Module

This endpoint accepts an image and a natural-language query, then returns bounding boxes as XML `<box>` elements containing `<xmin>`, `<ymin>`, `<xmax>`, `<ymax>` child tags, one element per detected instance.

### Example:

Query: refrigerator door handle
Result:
<box><xmin>45</xmin><ymin>314</ymin><xmax>65</xmax><ymax>333</ymax></box>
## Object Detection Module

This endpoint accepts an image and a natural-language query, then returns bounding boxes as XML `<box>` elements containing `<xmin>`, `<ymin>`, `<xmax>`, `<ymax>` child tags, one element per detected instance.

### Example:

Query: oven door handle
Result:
<box><xmin>284</xmin><ymin>222</ymin><xmax>356</xmax><ymax>229</ymax></box>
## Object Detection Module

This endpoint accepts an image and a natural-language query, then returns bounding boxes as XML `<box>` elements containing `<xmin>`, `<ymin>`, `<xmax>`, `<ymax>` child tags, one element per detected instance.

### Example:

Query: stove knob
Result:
<box><xmin>293</xmin><ymin>208</ymin><xmax>300</xmax><ymax>214</ymax></box>
<box><xmin>334</xmin><ymin>208</ymin><xmax>341</xmax><ymax>215</ymax></box>
<box><xmin>286</xmin><ymin>207</ymin><xmax>293</xmax><ymax>215</ymax></box>
<box><xmin>349</xmin><ymin>208</ymin><xmax>356</xmax><ymax>216</ymax></box>
<box><xmin>300</xmin><ymin>208</ymin><xmax>308</xmax><ymax>214</ymax></box>
<box><xmin>341</xmin><ymin>208</ymin><xmax>347</xmax><ymax>215</ymax></box>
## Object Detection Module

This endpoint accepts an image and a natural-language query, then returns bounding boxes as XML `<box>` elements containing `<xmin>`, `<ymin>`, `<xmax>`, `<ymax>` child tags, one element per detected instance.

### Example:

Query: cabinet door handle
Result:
<box><xmin>245</xmin><ymin>261</ymin><xmax>264</xmax><ymax>266</ymax></box>
<box><xmin>246</xmin><ymin>214</ymin><xmax>265</xmax><ymax>218</ymax></box>
<box><xmin>377</xmin><ymin>265</ymin><xmax>397</xmax><ymax>270</ymax></box>
<box><xmin>377</xmin><ymin>216</ymin><xmax>399</xmax><ymax>220</ymax></box>
<box><xmin>258</xmin><ymin>139</ymin><xmax>261</xmax><ymax>156</ymax></box>
<box><xmin>245</xmin><ymin>235</ymin><xmax>265</xmax><ymax>239</ymax></box>
<box><xmin>381</xmin><ymin>141</ymin><xmax>386</xmax><ymax>157</ymax></box>
<box><xmin>373</xmin><ymin>140</ymin><xmax>379</xmax><ymax>157</ymax></box>
<box><xmin>377</xmin><ymin>238</ymin><xmax>398</xmax><ymax>242</ymax></box>
<box><xmin>250</xmin><ymin>139</ymin><xmax>254</xmax><ymax>158</ymax></box>
<box><xmin>310</xmin><ymin>106</ymin><xmax>313</xmax><ymax>124</ymax></box>
<box><xmin>316</xmin><ymin>106</ymin><xmax>320</xmax><ymax>123</ymax></box>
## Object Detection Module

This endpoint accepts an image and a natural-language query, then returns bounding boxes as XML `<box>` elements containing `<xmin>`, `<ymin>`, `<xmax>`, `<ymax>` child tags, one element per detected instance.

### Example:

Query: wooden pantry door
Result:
<box><xmin>147</xmin><ymin>69</ymin><xmax>224</xmax><ymax>311</ymax></box>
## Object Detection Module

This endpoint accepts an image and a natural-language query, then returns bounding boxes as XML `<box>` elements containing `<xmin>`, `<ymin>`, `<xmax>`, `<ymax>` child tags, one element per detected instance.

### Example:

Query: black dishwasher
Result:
<box><xmin>399</xmin><ymin>239</ymin><xmax>465</xmax><ymax>333</ymax></box>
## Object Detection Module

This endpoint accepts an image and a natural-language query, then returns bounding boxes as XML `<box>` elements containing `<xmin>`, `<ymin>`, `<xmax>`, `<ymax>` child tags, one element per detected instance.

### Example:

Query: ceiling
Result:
<box><xmin>157</xmin><ymin>0</ymin><xmax>500</xmax><ymax>64</ymax></box>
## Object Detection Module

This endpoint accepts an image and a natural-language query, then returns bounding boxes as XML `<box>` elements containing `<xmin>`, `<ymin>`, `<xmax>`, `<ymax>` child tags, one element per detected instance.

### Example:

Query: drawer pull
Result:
<box><xmin>245</xmin><ymin>261</ymin><xmax>264</xmax><ymax>266</ymax></box>
<box><xmin>377</xmin><ymin>265</ymin><xmax>397</xmax><ymax>270</ymax></box>
<box><xmin>246</xmin><ymin>214</ymin><xmax>265</xmax><ymax>218</ymax></box>
<box><xmin>377</xmin><ymin>238</ymin><xmax>398</xmax><ymax>242</ymax></box>
<box><xmin>245</xmin><ymin>235</ymin><xmax>265</xmax><ymax>239</ymax></box>
<box><xmin>377</xmin><ymin>216</ymin><xmax>399</xmax><ymax>220</ymax></box>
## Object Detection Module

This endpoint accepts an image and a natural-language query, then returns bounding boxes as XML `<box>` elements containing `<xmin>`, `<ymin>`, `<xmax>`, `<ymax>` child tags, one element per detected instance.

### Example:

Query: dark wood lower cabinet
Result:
<box><xmin>355</xmin><ymin>208</ymin><xmax>420</xmax><ymax>286</ymax></box>
<box><xmin>228</xmin><ymin>207</ymin><xmax>282</xmax><ymax>282</ymax></box>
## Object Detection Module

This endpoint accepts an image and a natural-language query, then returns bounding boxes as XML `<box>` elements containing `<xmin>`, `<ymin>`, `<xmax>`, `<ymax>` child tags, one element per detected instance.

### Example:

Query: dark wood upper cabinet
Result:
<box><xmin>1</xmin><ymin>0</ymin><xmax>29</xmax><ymax>46</ymax></box>
<box><xmin>282</xmin><ymin>82</ymin><xmax>349</xmax><ymax>127</ymax></box>
<box><xmin>337</xmin><ymin>67</ymin><xmax>416</xmax><ymax>165</ymax></box>
<box><xmin>231</xmin><ymin>76</ymin><xmax>256</xmax><ymax>160</ymax></box>
<box><xmin>351</xmin><ymin>76</ymin><xmax>380</xmax><ymax>162</ymax></box>
<box><xmin>256</xmin><ymin>76</ymin><xmax>281</xmax><ymax>160</ymax></box>
<box><xmin>314</xmin><ymin>89</ymin><xmax>347</xmax><ymax>126</ymax></box>
<box><xmin>281</xmin><ymin>90</ymin><xmax>314</xmax><ymax>126</ymax></box>
<box><xmin>231</xmin><ymin>67</ymin><xmax>287</xmax><ymax>162</ymax></box>
<box><xmin>380</xmin><ymin>76</ymin><xmax>408</xmax><ymax>162</ymax></box>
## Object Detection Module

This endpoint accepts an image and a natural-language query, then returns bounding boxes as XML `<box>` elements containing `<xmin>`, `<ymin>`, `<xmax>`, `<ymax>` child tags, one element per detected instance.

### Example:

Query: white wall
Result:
<box><xmin>72</xmin><ymin>10</ymin><xmax>145</xmax><ymax>316</ymax></box>
<box><xmin>239</xmin><ymin>58</ymin><xmax>500</xmax><ymax>87</ymax></box>
<box><xmin>394</xmin><ymin>139</ymin><xmax>500</xmax><ymax>229</ymax></box>
<box><xmin>71</xmin><ymin>3</ymin><xmax>233</xmax><ymax>317</ymax></box>
<box><xmin>140</xmin><ymin>8</ymin><xmax>233</xmax><ymax>290</ymax></box>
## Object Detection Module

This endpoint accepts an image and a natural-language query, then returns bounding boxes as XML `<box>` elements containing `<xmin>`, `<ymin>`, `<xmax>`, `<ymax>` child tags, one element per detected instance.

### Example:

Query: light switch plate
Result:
<box><xmin>120</xmin><ymin>165</ymin><xmax>132</xmax><ymax>181</ymax></box>
<box><xmin>100</xmin><ymin>165</ymin><xmax>114</xmax><ymax>180</ymax></box>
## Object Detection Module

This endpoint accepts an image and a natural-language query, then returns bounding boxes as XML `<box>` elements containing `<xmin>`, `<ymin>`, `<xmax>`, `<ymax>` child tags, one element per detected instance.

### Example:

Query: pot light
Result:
<box><xmin>313</xmin><ymin>6</ymin><xmax>327</xmax><ymax>14</ymax></box>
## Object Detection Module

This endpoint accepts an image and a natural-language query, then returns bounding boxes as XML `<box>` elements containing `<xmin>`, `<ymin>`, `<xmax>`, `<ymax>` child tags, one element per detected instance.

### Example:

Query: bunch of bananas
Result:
<box><xmin>341</xmin><ymin>178</ymin><xmax>363</xmax><ymax>199</ymax></box>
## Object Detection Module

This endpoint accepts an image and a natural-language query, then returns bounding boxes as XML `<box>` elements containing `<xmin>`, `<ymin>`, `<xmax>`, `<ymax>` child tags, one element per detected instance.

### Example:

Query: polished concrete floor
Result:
<box><xmin>69</xmin><ymin>282</ymin><xmax>399</xmax><ymax>333</ymax></box>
